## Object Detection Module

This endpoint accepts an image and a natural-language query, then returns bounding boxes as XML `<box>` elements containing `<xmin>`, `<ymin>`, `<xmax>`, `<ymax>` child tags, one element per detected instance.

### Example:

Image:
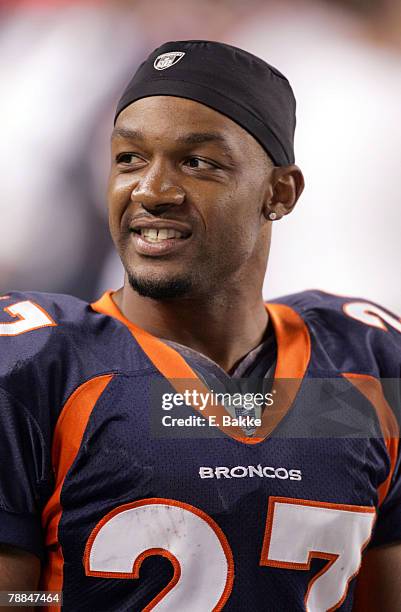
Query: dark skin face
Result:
<box><xmin>108</xmin><ymin>96</ymin><xmax>304</xmax><ymax>370</ymax></box>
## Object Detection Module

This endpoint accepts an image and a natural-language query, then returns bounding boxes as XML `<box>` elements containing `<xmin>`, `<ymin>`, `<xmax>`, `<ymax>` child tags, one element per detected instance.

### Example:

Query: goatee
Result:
<box><xmin>127</xmin><ymin>272</ymin><xmax>193</xmax><ymax>300</ymax></box>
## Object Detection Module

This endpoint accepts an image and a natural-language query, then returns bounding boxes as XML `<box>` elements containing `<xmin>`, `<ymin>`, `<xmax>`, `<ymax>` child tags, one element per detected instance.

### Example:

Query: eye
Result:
<box><xmin>116</xmin><ymin>153</ymin><xmax>144</xmax><ymax>166</ymax></box>
<box><xmin>184</xmin><ymin>157</ymin><xmax>218</xmax><ymax>170</ymax></box>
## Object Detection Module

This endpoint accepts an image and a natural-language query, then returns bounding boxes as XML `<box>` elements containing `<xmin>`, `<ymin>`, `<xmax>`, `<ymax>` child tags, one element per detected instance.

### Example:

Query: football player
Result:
<box><xmin>0</xmin><ymin>41</ymin><xmax>400</xmax><ymax>611</ymax></box>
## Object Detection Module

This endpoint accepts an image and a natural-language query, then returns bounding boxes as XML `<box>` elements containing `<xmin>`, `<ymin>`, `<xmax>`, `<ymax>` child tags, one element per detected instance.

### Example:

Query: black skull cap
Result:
<box><xmin>115</xmin><ymin>40</ymin><xmax>296</xmax><ymax>166</ymax></box>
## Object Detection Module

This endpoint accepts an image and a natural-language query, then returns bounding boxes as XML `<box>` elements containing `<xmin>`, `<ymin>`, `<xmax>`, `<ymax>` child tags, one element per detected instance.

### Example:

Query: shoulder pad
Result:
<box><xmin>271</xmin><ymin>290</ymin><xmax>401</xmax><ymax>377</ymax></box>
<box><xmin>0</xmin><ymin>291</ymin><xmax>153</xmax><ymax>419</ymax></box>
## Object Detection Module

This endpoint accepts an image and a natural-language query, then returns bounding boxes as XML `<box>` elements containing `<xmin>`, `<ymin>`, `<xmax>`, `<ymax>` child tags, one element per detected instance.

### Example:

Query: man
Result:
<box><xmin>0</xmin><ymin>40</ymin><xmax>400</xmax><ymax>611</ymax></box>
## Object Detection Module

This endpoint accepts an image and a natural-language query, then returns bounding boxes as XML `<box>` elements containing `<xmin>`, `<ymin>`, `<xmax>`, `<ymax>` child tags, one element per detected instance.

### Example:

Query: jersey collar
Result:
<box><xmin>91</xmin><ymin>291</ymin><xmax>311</xmax><ymax>444</ymax></box>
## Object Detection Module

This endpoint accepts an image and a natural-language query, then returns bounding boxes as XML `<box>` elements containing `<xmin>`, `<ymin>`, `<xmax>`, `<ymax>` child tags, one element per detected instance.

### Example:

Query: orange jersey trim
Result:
<box><xmin>91</xmin><ymin>291</ymin><xmax>311</xmax><ymax>444</ymax></box>
<box><xmin>40</xmin><ymin>374</ymin><xmax>114</xmax><ymax>608</ymax></box>
<box><xmin>342</xmin><ymin>373</ymin><xmax>400</xmax><ymax>507</ymax></box>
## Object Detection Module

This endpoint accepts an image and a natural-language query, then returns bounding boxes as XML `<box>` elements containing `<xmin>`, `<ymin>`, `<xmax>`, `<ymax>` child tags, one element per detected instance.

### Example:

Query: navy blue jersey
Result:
<box><xmin>0</xmin><ymin>289</ymin><xmax>400</xmax><ymax>612</ymax></box>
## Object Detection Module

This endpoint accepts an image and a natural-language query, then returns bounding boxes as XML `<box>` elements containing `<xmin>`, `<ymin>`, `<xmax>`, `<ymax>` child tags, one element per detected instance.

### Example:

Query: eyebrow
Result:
<box><xmin>112</xmin><ymin>127</ymin><xmax>236</xmax><ymax>162</ymax></box>
<box><xmin>112</xmin><ymin>127</ymin><xmax>144</xmax><ymax>141</ymax></box>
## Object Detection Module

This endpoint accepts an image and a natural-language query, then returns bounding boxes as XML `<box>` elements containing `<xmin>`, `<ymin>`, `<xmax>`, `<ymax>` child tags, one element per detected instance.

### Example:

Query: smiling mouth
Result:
<box><xmin>131</xmin><ymin>228</ymin><xmax>191</xmax><ymax>243</ymax></box>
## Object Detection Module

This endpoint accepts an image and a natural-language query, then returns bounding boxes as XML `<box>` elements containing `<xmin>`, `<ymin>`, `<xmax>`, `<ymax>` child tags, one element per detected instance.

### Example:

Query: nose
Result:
<box><xmin>130</xmin><ymin>160</ymin><xmax>185</xmax><ymax>212</ymax></box>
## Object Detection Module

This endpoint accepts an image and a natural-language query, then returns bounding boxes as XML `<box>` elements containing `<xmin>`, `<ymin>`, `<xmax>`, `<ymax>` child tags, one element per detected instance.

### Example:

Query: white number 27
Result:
<box><xmin>85</xmin><ymin>496</ymin><xmax>375</xmax><ymax>612</ymax></box>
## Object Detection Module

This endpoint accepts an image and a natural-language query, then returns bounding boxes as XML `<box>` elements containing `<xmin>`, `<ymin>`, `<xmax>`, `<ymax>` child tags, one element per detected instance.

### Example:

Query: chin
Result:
<box><xmin>127</xmin><ymin>270</ymin><xmax>194</xmax><ymax>300</ymax></box>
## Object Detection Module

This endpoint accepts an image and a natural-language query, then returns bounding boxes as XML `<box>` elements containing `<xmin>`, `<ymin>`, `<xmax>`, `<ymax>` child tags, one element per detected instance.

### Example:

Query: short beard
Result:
<box><xmin>127</xmin><ymin>272</ymin><xmax>193</xmax><ymax>300</ymax></box>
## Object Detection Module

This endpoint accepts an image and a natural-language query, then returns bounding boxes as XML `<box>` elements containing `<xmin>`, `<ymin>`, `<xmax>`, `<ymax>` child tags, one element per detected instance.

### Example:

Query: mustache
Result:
<box><xmin>122</xmin><ymin>209</ymin><xmax>198</xmax><ymax>231</ymax></box>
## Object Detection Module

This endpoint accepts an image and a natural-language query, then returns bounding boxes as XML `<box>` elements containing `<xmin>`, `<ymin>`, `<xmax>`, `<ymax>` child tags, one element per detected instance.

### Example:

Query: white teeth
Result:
<box><xmin>140</xmin><ymin>228</ymin><xmax>183</xmax><ymax>241</ymax></box>
<box><xmin>158</xmin><ymin>229</ymin><xmax>169</xmax><ymax>240</ymax></box>
<box><xmin>140</xmin><ymin>228</ymin><xmax>158</xmax><ymax>242</ymax></box>
<box><xmin>171</xmin><ymin>229</ymin><xmax>183</xmax><ymax>239</ymax></box>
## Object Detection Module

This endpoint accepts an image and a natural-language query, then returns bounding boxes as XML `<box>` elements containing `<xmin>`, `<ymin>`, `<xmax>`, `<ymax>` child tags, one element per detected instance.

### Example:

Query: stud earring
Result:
<box><xmin>269</xmin><ymin>211</ymin><xmax>277</xmax><ymax>221</ymax></box>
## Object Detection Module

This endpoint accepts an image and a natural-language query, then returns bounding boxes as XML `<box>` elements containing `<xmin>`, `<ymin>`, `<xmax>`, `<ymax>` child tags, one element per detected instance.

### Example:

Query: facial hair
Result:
<box><xmin>127</xmin><ymin>271</ymin><xmax>193</xmax><ymax>300</ymax></box>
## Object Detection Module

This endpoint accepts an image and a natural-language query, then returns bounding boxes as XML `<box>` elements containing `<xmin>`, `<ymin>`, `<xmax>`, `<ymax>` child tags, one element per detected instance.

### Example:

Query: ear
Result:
<box><xmin>263</xmin><ymin>165</ymin><xmax>305</xmax><ymax>220</ymax></box>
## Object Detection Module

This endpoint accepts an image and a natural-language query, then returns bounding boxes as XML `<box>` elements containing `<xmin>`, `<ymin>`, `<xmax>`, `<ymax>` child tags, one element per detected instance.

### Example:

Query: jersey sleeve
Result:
<box><xmin>279</xmin><ymin>291</ymin><xmax>401</xmax><ymax>548</ymax></box>
<box><xmin>0</xmin><ymin>289</ymin><xmax>133</xmax><ymax>560</ymax></box>
<box><xmin>338</xmin><ymin>296</ymin><xmax>401</xmax><ymax>548</ymax></box>
<box><xmin>0</xmin><ymin>385</ymin><xmax>53</xmax><ymax>560</ymax></box>
<box><xmin>0</xmin><ymin>292</ymin><xmax>59</xmax><ymax>560</ymax></box>
<box><xmin>329</xmin><ymin>295</ymin><xmax>401</xmax><ymax>548</ymax></box>
<box><xmin>346</xmin><ymin>300</ymin><xmax>401</xmax><ymax>548</ymax></box>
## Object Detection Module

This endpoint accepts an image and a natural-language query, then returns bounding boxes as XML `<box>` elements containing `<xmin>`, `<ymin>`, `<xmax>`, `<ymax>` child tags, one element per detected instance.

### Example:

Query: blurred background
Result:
<box><xmin>1</xmin><ymin>0</ymin><xmax>400</xmax><ymax>311</ymax></box>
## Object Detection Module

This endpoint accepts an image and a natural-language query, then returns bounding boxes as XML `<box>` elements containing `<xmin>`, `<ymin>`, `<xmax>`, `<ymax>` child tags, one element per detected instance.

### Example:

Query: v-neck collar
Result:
<box><xmin>91</xmin><ymin>291</ymin><xmax>311</xmax><ymax>445</ymax></box>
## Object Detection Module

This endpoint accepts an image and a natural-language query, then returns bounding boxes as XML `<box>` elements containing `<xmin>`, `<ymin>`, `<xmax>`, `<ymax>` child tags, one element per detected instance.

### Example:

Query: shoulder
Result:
<box><xmin>271</xmin><ymin>289</ymin><xmax>399</xmax><ymax>326</ymax></box>
<box><xmin>0</xmin><ymin>290</ymin><xmax>93</xmax><ymax>365</ymax></box>
<box><xmin>0</xmin><ymin>289</ymin><xmax>152</xmax><ymax>361</ymax></box>
<box><xmin>0</xmin><ymin>290</ymin><xmax>153</xmax><ymax>413</ymax></box>
<box><xmin>270</xmin><ymin>289</ymin><xmax>401</xmax><ymax>376</ymax></box>
<box><xmin>0</xmin><ymin>288</ymin><xmax>85</xmax><ymax>345</ymax></box>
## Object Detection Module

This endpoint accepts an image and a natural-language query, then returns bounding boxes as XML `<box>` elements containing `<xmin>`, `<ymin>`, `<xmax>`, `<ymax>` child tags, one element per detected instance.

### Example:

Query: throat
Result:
<box><xmin>114</xmin><ymin>286</ymin><xmax>270</xmax><ymax>373</ymax></box>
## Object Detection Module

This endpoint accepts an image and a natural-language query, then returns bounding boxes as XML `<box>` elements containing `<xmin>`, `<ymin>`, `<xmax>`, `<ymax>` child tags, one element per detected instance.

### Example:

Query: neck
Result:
<box><xmin>113</xmin><ymin>281</ymin><xmax>269</xmax><ymax>372</ymax></box>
